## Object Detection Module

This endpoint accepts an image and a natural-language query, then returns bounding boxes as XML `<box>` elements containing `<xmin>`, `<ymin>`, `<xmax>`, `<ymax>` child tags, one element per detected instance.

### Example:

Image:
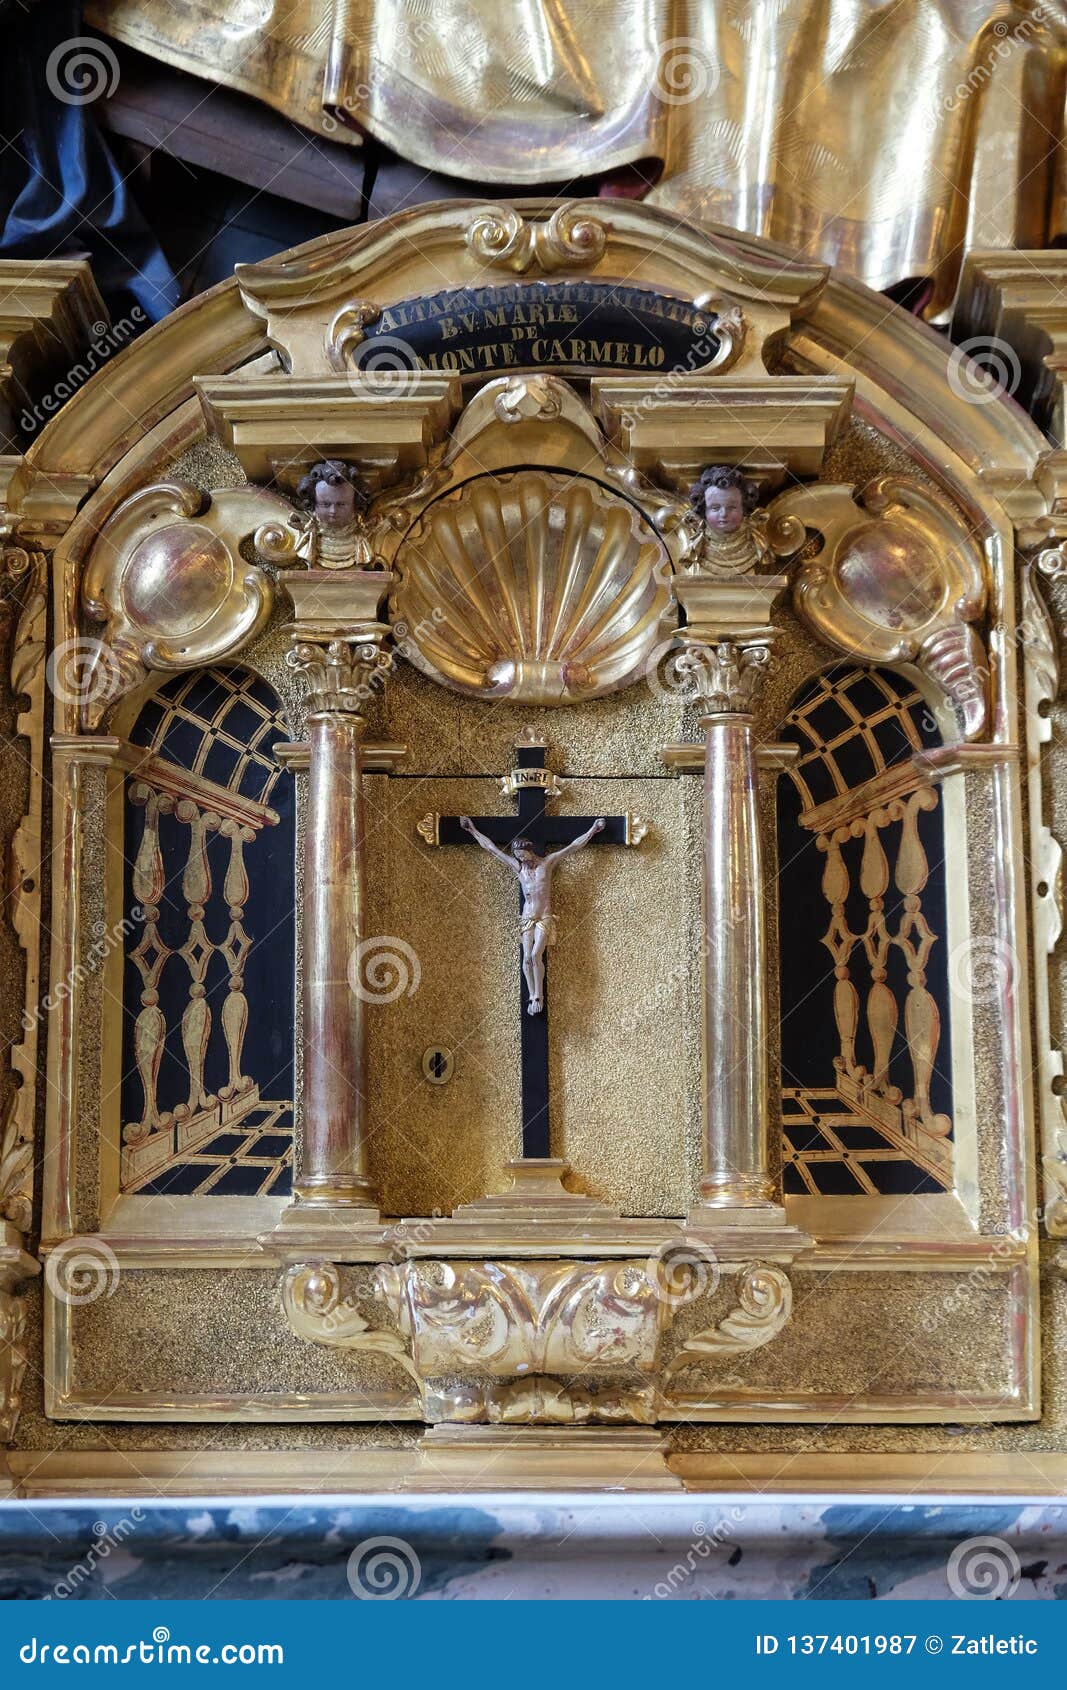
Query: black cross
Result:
<box><xmin>431</xmin><ymin>742</ymin><xmax>633</xmax><ymax>1160</ymax></box>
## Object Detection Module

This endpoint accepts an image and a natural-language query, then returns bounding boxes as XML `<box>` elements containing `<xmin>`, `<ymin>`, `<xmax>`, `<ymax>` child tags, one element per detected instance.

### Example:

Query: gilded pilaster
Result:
<box><xmin>282</xmin><ymin>573</ymin><xmax>396</xmax><ymax>1221</ymax></box>
<box><xmin>672</xmin><ymin>576</ymin><xmax>801</xmax><ymax>1232</ymax></box>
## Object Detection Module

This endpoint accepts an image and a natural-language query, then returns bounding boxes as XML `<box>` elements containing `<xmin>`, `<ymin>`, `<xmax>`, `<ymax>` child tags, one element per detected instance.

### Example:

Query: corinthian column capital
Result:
<box><xmin>677</xmin><ymin>635</ymin><xmax>777</xmax><ymax>717</ymax></box>
<box><xmin>284</xmin><ymin>567</ymin><xmax>396</xmax><ymax>716</ymax></box>
<box><xmin>286</xmin><ymin>632</ymin><xmax>389</xmax><ymax>716</ymax></box>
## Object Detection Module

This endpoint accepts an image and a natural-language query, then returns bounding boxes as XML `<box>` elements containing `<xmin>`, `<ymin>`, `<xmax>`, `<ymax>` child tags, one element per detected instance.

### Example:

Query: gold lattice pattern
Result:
<box><xmin>784</xmin><ymin>666</ymin><xmax>935</xmax><ymax>814</ymax></box>
<box><xmin>130</xmin><ymin>667</ymin><xmax>286</xmax><ymax>806</ymax></box>
<box><xmin>120</xmin><ymin>669</ymin><xmax>293</xmax><ymax>1194</ymax></box>
<box><xmin>779</xmin><ymin>665</ymin><xmax>953</xmax><ymax>1194</ymax></box>
<box><xmin>782</xmin><ymin>1088</ymin><xmax>951</xmax><ymax>1197</ymax></box>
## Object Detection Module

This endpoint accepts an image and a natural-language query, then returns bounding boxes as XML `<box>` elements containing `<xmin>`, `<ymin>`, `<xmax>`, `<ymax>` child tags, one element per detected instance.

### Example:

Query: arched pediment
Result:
<box><xmin>9</xmin><ymin>197</ymin><xmax>1059</xmax><ymax>550</ymax></box>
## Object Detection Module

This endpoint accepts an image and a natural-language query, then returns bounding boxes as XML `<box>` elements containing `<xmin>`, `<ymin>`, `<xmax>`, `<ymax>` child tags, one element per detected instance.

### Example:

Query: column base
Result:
<box><xmin>684</xmin><ymin>1200</ymin><xmax>811</xmax><ymax>1263</ymax></box>
<box><xmin>264</xmin><ymin>1189</ymin><xmax>385</xmax><ymax>1261</ymax></box>
<box><xmin>696</xmin><ymin>1171</ymin><xmax>780</xmax><ymax>1206</ymax></box>
<box><xmin>291</xmin><ymin>1174</ymin><xmax>379</xmax><ymax>1208</ymax></box>
<box><xmin>389</xmin><ymin>1160</ymin><xmax>674</xmax><ymax>1257</ymax></box>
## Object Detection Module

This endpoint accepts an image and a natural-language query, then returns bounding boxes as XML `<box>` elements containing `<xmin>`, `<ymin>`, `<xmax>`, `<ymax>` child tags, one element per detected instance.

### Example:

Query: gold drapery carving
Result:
<box><xmin>86</xmin><ymin>0</ymin><xmax>1066</xmax><ymax>311</ymax></box>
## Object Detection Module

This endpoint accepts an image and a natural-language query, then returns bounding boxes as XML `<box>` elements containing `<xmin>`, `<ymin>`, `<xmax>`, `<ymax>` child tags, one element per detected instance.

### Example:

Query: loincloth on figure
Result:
<box><xmin>520</xmin><ymin>912</ymin><xmax>557</xmax><ymax>947</ymax></box>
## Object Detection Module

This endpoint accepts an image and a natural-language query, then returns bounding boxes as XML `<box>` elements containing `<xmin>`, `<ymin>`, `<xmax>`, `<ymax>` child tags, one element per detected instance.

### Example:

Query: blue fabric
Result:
<box><xmin>0</xmin><ymin>2</ymin><xmax>176</xmax><ymax>324</ymax></box>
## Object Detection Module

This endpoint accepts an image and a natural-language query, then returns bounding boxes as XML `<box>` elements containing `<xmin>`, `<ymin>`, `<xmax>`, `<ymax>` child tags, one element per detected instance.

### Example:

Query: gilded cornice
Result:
<box><xmin>7</xmin><ymin>208</ymin><xmax>1061</xmax><ymax>551</ymax></box>
<box><xmin>955</xmin><ymin>250</ymin><xmax>1067</xmax><ymax>440</ymax></box>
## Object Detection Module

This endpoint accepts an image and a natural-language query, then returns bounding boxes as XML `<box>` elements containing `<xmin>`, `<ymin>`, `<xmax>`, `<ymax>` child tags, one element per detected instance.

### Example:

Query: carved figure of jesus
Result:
<box><xmin>458</xmin><ymin>815</ymin><xmax>606</xmax><ymax>1014</ymax></box>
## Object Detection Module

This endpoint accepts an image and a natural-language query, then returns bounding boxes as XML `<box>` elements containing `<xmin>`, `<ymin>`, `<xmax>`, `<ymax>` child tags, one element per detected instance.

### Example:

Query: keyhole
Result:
<box><xmin>422</xmin><ymin>1045</ymin><xmax>454</xmax><ymax>1086</ymax></box>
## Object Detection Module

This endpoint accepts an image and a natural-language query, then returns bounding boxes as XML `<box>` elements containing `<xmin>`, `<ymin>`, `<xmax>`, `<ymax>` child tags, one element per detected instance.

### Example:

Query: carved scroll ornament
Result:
<box><xmin>777</xmin><ymin>477</ymin><xmax>990</xmax><ymax>738</ymax></box>
<box><xmin>281</xmin><ymin>1256</ymin><xmax>796</xmax><ymax>1423</ymax></box>
<box><xmin>281</xmin><ymin>1262</ymin><xmax>420</xmax><ymax>1382</ymax></box>
<box><xmin>374</xmin><ymin>1259</ymin><xmax>665</xmax><ymax>1378</ymax></box>
<box><xmin>79</xmin><ymin>481</ymin><xmax>292</xmax><ymax>728</ymax></box>
<box><xmin>465</xmin><ymin>204</ymin><xmax>609</xmax><ymax>275</ymax></box>
<box><xmin>0</xmin><ymin>532</ymin><xmax>47</xmax><ymax>1445</ymax></box>
<box><xmin>664</xmin><ymin>1263</ymin><xmax>793</xmax><ymax>1382</ymax></box>
<box><xmin>0</xmin><ymin>538</ymin><xmax>46</xmax><ymax>1236</ymax></box>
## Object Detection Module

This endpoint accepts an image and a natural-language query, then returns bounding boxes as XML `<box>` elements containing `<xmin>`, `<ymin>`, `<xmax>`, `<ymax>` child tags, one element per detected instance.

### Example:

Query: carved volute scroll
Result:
<box><xmin>80</xmin><ymin>482</ymin><xmax>292</xmax><ymax>729</ymax></box>
<box><xmin>777</xmin><ymin>477</ymin><xmax>990</xmax><ymax>738</ymax></box>
<box><xmin>228</xmin><ymin>197</ymin><xmax>835</xmax><ymax>381</ymax></box>
<box><xmin>278</xmin><ymin>1255</ymin><xmax>799</xmax><ymax>1425</ymax></box>
<box><xmin>464</xmin><ymin>204</ymin><xmax>610</xmax><ymax>275</ymax></box>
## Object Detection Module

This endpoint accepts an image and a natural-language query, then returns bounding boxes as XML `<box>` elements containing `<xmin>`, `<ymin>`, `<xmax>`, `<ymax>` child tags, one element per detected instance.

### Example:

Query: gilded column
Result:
<box><xmin>675</xmin><ymin>576</ymin><xmax>791</xmax><ymax>1228</ymax></box>
<box><xmin>284</xmin><ymin>572</ymin><xmax>393</xmax><ymax>1217</ymax></box>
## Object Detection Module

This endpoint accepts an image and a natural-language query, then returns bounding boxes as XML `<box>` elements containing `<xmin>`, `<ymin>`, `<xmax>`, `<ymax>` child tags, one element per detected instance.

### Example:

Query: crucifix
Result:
<box><xmin>417</xmin><ymin>738</ymin><xmax>645</xmax><ymax>1160</ymax></box>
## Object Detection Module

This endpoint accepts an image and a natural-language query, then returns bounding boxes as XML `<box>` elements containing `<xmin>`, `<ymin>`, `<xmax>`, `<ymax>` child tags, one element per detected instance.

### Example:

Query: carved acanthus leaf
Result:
<box><xmin>917</xmin><ymin>622</ymin><xmax>989</xmax><ymax>741</ymax></box>
<box><xmin>375</xmin><ymin>1259</ymin><xmax>665</xmax><ymax>1379</ymax></box>
<box><xmin>664</xmin><ymin>1262</ymin><xmax>793</xmax><ymax>1381</ymax></box>
<box><xmin>2</xmin><ymin>545</ymin><xmax>46</xmax><ymax>702</ymax></box>
<box><xmin>281</xmin><ymin>1262</ymin><xmax>419</xmax><ymax>1380</ymax></box>
<box><xmin>286</xmin><ymin>635</ymin><xmax>386</xmax><ymax>714</ymax></box>
<box><xmin>0</xmin><ymin>540</ymin><xmax>47</xmax><ymax>1235</ymax></box>
<box><xmin>0</xmin><ymin>1105</ymin><xmax>33</xmax><ymax>1226</ymax></box>
<box><xmin>676</xmin><ymin>639</ymin><xmax>775</xmax><ymax>714</ymax></box>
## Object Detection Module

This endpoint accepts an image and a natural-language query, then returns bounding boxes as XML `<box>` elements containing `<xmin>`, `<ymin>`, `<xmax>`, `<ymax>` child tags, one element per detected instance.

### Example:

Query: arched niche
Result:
<box><xmin>112</xmin><ymin>665</ymin><xmax>296</xmax><ymax>1201</ymax></box>
<box><xmin>775</xmin><ymin>661</ymin><xmax>979</xmax><ymax>1235</ymax></box>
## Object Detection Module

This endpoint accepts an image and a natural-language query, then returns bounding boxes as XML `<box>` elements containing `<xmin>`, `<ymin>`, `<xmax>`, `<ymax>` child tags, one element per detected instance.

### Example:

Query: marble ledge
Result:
<box><xmin>0</xmin><ymin>1495</ymin><xmax>1065</xmax><ymax>1601</ymax></box>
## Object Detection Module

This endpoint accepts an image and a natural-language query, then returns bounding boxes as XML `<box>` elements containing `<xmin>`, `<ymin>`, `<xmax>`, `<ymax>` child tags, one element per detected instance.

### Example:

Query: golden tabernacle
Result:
<box><xmin>2</xmin><ymin>194</ymin><xmax>1067</xmax><ymax>1497</ymax></box>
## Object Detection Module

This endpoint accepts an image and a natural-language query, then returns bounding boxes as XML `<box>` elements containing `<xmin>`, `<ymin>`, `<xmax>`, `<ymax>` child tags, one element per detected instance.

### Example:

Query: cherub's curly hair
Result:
<box><xmin>297</xmin><ymin>459</ymin><xmax>367</xmax><ymax>511</ymax></box>
<box><xmin>689</xmin><ymin>464</ymin><xmax>759</xmax><ymax>518</ymax></box>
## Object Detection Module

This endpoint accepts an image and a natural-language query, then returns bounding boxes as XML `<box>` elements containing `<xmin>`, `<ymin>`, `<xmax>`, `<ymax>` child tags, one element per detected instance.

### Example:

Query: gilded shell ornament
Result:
<box><xmin>390</xmin><ymin>470</ymin><xmax>674</xmax><ymax>704</ymax></box>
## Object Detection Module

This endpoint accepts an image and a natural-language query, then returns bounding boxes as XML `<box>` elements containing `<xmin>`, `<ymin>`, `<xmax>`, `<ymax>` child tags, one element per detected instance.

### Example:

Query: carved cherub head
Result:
<box><xmin>297</xmin><ymin>460</ymin><xmax>367</xmax><ymax>533</ymax></box>
<box><xmin>689</xmin><ymin>465</ymin><xmax>759</xmax><ymax>536</ymax></box>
